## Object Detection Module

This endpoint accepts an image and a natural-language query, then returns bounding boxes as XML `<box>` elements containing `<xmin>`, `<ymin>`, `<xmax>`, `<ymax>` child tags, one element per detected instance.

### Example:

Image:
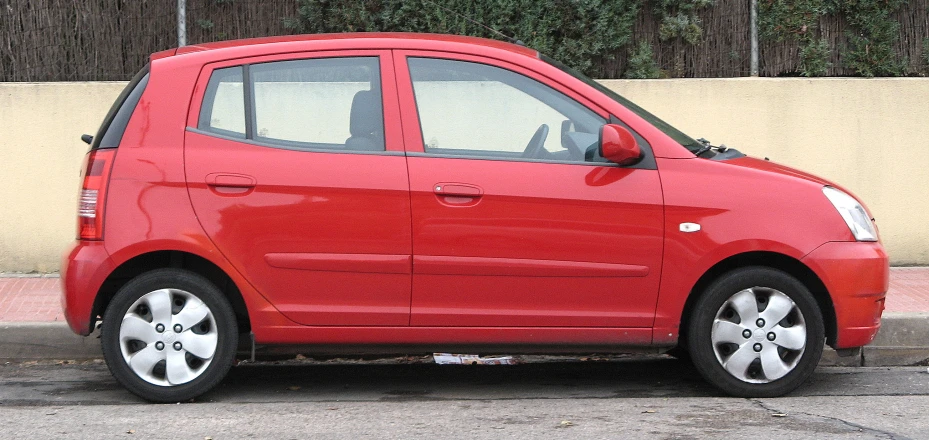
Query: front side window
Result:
<box><xmin>407</xmin><ymin>57</ymin><xmax>606</xmax><ymax>162</ymax></box>
<box><xmin>198</xmin><ymin>57</ymin><xmax>384</xmax><ymax>152</ymax></box>
<box><xmin>541</xmin><ymin>54</ymin><xmax>703</xmax><ymax>153</ymax></box>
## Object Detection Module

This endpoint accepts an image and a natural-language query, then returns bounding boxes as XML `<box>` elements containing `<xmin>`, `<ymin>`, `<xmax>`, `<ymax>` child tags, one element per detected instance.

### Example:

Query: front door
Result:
<box><xmin>395</xmin><ymin>53</ymin><xmax>664</xmax><ymax>328</ymax></box>
<box><xmin>185</xmin><ymin>51</ymin><xmax>412</xmax><ymax>326</ymax></box>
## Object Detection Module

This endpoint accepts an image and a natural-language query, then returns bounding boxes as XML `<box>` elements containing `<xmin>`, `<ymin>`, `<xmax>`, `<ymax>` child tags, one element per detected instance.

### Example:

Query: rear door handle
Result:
<box><xmin>206</xmin><ymin>173</ymin><xmax>256</xmax><ymax>188</ymax></box>
<box><xmin>434</xmin><ymin>183</ymin><xmax>482</xmax><ymax>197</ymax></box>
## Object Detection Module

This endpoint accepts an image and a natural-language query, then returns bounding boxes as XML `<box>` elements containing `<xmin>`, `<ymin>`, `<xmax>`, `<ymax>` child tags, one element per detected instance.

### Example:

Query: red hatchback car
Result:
<box><xmin>63</xmin><ymin>33</ymin><xmax>888</xmax><ymax>402</ymax></box>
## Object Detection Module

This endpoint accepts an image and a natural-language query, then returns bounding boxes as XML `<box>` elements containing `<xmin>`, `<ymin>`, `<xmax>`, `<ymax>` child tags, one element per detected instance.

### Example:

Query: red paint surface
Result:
<box><xmin>54</xmin><ymin>33</ymin><xmax>893</xmax><ymax>351</ymax></box>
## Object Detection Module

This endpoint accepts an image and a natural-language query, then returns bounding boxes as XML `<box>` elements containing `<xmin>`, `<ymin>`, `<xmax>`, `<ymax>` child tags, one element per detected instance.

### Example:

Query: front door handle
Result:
<box><xmin>433</xmin><ymin>183</ymin><xmax>483</xmax><ymax>197</ymax></box>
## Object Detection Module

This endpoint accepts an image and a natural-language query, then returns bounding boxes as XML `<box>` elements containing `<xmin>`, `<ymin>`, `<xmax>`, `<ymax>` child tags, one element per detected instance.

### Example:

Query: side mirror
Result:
<box><xmin>599</xmin><ymin>123</ymin><xmax>642</xmax><ymax>166</ymax></box>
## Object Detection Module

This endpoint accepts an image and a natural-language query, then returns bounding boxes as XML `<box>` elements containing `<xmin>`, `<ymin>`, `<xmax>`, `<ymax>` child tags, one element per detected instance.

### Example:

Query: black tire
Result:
<box><xmin>687</xmin><ymin>267</ymin><xmax>825</xmax><ymax>397</ymax></box>
<box><xmin>101</xmin><ymin>269</ymin><xmax>238</xmax><ymax>402</ymax></box>
<box><xmin>664</xmin><ymin>346</ymin><xmax>691</xmax><ymax>363</ymax></box>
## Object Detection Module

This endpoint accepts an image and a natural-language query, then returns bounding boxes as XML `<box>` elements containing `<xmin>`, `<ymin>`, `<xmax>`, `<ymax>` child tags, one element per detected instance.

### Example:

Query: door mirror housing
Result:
<box><xmin>600</xmin><ymin>123</ymin><xmax>642</xmax><ymax>166</ymax></box>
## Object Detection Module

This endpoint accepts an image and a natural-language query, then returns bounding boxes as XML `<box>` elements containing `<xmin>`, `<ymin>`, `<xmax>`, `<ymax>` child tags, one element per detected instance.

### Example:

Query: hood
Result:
<box><xmin>721</xmin><ymin>155</ymin><xmax>862</xmax><ymax>193</ymax></box>
<box><xmin>725</xmin><ymin>156</ymin><xmax>834</xmax><ymax>186</ymax></box>
<box><xmin>720</xmin><ymin>155</ymin><xmax>869</xmax><ymax>214</ymax></box>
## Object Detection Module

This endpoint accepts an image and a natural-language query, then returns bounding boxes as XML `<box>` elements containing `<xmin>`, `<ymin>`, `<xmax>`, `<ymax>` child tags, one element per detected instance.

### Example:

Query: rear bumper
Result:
<box><xmin>802</xmin><ymin>241</ymin><xmax>889</xmax><ymax>349</ymax></box>
<box><xmin>61</xmin><ymin>240</ymin><xmax>115</xmax><ymax>335</ymax></box>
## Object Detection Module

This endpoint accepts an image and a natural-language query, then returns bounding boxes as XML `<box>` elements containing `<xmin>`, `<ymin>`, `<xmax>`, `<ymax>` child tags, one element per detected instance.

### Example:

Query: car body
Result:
<box><xmin>62</xmin><ymin>33</ymin><xmax>888</xmax><ymax>402</ymax></box>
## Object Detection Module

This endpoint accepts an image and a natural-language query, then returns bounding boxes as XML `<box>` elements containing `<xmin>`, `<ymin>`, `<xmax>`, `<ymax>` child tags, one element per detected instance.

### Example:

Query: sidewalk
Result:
<box><xmin>1</xmin><ymin>268</ymin><xmax>927</xmax><ymax>365</ymax></box>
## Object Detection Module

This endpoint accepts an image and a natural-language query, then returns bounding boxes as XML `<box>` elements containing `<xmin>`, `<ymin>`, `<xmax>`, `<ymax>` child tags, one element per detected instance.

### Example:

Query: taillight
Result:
<box><xmin>78</xmin><ymin>149</ymin><xmax>116</xmax><ymax>240</ymax></box>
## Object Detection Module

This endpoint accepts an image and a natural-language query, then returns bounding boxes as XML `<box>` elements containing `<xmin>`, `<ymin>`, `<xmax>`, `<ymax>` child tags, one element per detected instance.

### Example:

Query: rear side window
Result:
<box><xmin>197</xmin><ymin>57</ymin><xmax>384</xmax><ymax>152</ymax></box>
<box><xmin>92</xmin><ymin>65</ymin><xmax>149</xmax><ymax>150</ymax></box>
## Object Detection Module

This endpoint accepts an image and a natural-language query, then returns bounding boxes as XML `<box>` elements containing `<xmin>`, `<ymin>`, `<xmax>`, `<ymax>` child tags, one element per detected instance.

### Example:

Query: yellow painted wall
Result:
<box><xmin>0</xmin><ymin>79</ymin><xmax>925</xmax><ymax>272</ymax></box>
<box><xmin>0</xmin><ymin>82</ymin><xmax>128</xmax><ymax>272</ymax></box>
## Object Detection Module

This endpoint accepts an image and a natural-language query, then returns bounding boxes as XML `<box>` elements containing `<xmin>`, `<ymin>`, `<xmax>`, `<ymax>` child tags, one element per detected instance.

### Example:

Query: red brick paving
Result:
<box><xmin>1</xmin><ymin>268</ymin><xmax>927</xmax><ymax>323</ymax></box>
<box><xmin>884</xmin><ymin>267</ymin><xmax>929</xmax><ymax>314</ymax></box>
<box><xmin>0</xmin><ymin>276</ymin><xmax>64</xmax><ymax>322</ymax></box>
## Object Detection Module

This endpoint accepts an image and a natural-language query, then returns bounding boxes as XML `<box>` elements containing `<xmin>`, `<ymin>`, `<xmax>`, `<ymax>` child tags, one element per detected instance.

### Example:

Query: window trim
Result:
<box><xmin>243</xmin><ymin>64</ymin><xmax>256</xmax><ymax>140</ymax></box>
<box><xmin>185</xmin><ymin>127</ymin><xmax>405</xmax><ymax>156</ymax></box>
<box><xmin>405</xmin><ymin>151</ymin><xmax>624</xmax><ymax>167</ymax></box>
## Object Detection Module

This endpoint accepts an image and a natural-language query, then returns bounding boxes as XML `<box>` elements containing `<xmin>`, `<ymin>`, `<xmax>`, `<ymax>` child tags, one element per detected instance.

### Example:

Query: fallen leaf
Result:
<box><xmin>772</xmin><ymin>413</ymin><xmax>788</xmax><ymax>418</ymax></box>
<box><xmin>559</xmin><ymin>420</ymin><xmax>574</xmax><ymax>427</ymax></box>
<box><xmin>126</xmin><ymin>430</ymin><xmax>135</xmax><ymax>434</ymax></box>
<box><xmin>643</xmin><ymin>410</ymin><xmax>657</xmax><ymax>414</ymax></box>
<box><xmin>294</xmin><ymin>354</ymin><xmax>307</xmax><ymax>360</ymax></box>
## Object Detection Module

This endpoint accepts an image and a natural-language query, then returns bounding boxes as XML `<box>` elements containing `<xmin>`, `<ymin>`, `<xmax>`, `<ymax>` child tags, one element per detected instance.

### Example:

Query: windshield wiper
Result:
<box><xmin>693</xmin><ymin>138</ymin><xmax>728</xmax><ymax>157</ymax></box>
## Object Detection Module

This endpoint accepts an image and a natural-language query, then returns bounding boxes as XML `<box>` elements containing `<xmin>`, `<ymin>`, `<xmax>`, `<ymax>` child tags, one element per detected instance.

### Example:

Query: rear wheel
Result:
<box><xmin>101</xmin><ymin>269</ymin><xmax>238</xmax><ymax>402</ymax></box>
<box><xmin>687</xmin><ymin>267</ymin><xmax>824</xmax><ymax>397</ymax></box>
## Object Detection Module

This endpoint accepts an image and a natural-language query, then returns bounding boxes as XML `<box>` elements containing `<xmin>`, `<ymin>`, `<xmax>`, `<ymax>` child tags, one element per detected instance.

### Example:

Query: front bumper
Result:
<box><xmin>61</xmin><ymin>240</ymin><xmax>115</xmax><ymax>335</ymax></box>
<box><xmin>802</xmin><ymin>241</ymin><xmax>889</xmax><ymax>348</ymax></box>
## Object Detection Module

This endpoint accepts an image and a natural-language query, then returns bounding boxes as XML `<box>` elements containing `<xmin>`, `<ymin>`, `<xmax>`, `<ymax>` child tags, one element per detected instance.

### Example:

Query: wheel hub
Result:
<box><xmin>161</xmin><ymin>330</ymin><xmax>178</xmax><ymax>344</ymax></box>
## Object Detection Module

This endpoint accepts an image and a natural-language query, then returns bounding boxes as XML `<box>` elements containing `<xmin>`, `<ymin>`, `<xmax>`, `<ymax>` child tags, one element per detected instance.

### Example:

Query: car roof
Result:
<box><xmin>152</xmin><ymin>32</ymin><xmax>538</xmax><ymax>62</ymax></box>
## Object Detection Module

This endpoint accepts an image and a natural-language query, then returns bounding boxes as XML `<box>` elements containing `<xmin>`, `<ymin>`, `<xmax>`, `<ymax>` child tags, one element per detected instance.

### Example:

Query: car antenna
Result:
<box><xmin>421</xmin><ymin>0</ymin><xmax>525</xmax><ymax>46</ymax></box>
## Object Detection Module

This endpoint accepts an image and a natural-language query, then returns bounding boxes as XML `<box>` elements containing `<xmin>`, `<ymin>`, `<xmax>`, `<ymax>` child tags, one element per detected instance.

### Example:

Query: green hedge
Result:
<box><xmin>283</xmin><ymin>0</ymin><xmax>641</xmax><ymax>76</ymax></box>
<box><xmin>284</xmin><ymin>0</ymin><xmax>917</xmax><ymax>78</ymax></box>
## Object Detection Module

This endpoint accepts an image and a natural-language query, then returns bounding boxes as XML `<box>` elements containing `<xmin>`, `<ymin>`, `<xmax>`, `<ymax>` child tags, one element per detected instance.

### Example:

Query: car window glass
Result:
<box><xmin>542</xmin><ymin>54</ymin><xmax>701</xmax><ymax>153</ymax></box>
<box><xmin>250</xmin><ymin>57</ymin><xmax>384</xmax><ymax>151</ymax></box>
<box><xmin>407</xmin><ymin>57</ymin><xmax>605</xmax><ymax>162</ymax></box>
<box><xmin>199</xmin><ymin>66</ymin><xmax>245</xmax><ymax>138</ymax></box>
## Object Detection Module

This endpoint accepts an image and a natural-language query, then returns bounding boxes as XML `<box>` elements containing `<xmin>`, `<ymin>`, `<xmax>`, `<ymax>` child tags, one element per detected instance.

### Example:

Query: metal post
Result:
<box><xmin>177</xmin><ymin>0</ymin><xmax>187</xmax><ymax>47</ymax></box>
<box><xmin>750</xmin><ymin>0</ymin><xmax>759</xmax><ymax>77</ymax></box>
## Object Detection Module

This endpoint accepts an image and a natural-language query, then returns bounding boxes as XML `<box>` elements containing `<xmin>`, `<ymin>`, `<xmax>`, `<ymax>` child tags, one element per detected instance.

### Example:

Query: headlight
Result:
<box><xmin>822</xmin><ymin>186</ymin><xmax>877</xmax><ymax>242</ymax></box>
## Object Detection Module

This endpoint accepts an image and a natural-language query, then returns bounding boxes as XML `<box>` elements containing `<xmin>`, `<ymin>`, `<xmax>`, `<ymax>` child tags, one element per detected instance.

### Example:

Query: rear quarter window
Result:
<box><xmin>92</xmin><ymin>66</ymin><xmax>149</xmax><ymax>149</ymax></box>
<box><xmin>198</xmin><ymin>66</ymin><xmax>246</xmax><ymax>138</ymax></box>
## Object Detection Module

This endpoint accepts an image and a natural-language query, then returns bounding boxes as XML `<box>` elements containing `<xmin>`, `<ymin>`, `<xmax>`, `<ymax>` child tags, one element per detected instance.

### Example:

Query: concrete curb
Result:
<box><xmin>1</xmin><ymin>314</ymin><xmax>927</xmax><ymax>366</ymax></box>
<box><xmin>0</xmin><ymin>322</ymin><xmax>101</xmax><ymax>361</ymax></box>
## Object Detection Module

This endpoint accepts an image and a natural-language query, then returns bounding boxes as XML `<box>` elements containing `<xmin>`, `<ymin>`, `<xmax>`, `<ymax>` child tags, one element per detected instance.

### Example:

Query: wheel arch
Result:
<box><xmin>90</xmin><ymin>250</ymin><xmax>251</xmax><ymax>333</ymax></box>
<box><xmin>678</xmin><ymin>251</ymin><xmax>837</xmax><ymax>348</ymax></box>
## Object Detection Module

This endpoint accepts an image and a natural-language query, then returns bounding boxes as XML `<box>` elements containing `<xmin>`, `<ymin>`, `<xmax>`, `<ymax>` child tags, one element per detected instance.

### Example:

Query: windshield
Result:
<box><xmin>541</xmin><ymin>55</ymin><xmax>703</xmax><ymax>154</ymax></box>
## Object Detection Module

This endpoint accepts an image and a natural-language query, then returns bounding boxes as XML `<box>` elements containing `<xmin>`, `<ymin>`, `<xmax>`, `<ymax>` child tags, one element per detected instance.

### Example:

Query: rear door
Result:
<box><xmin>185</xmin><ymin>50</ymin><xmax>412</xmax><ymax>326</ymax></box>
<box><xmin>394</xmin><ymin>52</ymin><xmax>664</xmax><ymax>329</ymax></box>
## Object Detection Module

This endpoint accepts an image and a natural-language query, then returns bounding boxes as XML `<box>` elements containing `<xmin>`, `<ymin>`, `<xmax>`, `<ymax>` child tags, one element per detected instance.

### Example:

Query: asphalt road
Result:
<box><xmin>1</xmin><ymin>356</ymin><xmax>928</xmax><ymax>439</ymax></box>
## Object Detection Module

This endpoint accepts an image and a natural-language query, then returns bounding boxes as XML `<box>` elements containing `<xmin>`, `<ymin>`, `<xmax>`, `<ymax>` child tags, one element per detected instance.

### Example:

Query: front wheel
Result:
<box><xmin>687</xmin><ymin>267</ymin><xmax>825</xmax><ymax>397</ymax></box>
<box><xmin>101</xmin><ymin>269</ymin><xmax>238</xmax><ymax>402</ymax></box>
